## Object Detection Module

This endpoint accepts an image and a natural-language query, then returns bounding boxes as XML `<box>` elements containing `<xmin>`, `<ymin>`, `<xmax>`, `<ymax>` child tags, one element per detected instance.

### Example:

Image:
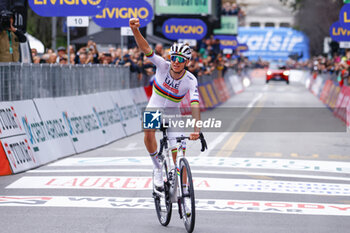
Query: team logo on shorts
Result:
<box><xmin>143</xmin><ymin>110</ymin><xmax>161</xmax><ymax>129</ymax></box>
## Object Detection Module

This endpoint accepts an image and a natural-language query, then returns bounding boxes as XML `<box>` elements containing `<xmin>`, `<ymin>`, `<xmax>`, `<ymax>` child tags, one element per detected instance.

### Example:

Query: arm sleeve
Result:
<box><xmin>145</xmin><ymin>50</ymin><xmax>169</xmax><ymax>72</ymax></box>
<box><xmin>189</xmin><ymin>78</ymin><xmax>200</xmax><ymax>105</ymax></box>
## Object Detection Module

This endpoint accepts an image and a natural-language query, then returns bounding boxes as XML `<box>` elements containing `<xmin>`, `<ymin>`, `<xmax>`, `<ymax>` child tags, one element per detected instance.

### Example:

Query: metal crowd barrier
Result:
<box><xmin>0</xmin><ymin>63</ymin><xmax>131</xmax><ymax>101</ymax></box>
<box><xmin>0</xmin><ymin>62</ymin><xmax>242</xmax><ymax>101</ymax></box>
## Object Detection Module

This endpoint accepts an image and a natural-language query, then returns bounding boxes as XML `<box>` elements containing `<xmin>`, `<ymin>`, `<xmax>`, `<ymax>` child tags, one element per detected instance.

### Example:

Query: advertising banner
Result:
<box><xmin>93</xmin><ymin>0</ymin><xmax>153</xmax><ymax>28</ymax></box>
<box><xmin>214</xmin><ymin>16</ymin><xmax>238</xmax><ymax>35</ymax></box>
<box><xmin>88</xmin><ymin>93</ymin><xmax>126</xmax><ymax>144</ymax></box>
<box><xmin>110</xmin><ymin>90</ymin><xmax>141</xmax><ymax>136</ymax></box>
<box><xmin>155</xmin><ymin>0</ymin><xmax>210</xmax><ymax>15</ymax></box>
<box><xmin>237</xmin><ymin>43</ymin><xmax>249</xmax><ymax>53</ymax></box>
<box><xmin>130</xmin><ymin>87</ymin><xmax>149</xmax><ymax>116</ymax></box>
<box><xmin>339</xmin><ymin>4</ymin><xmax>350</xmax><ymax>29</ymax></box>
<box><xmin>330</xmin><ymin>21</ymin><xmax>350</xmax><ymax>42</ymax></box>
<box><xmin>12</xmin><ymin>100</ymin><xmax>62</xmax><ymax>165</ymax></box>
<box><xmin>1</xmin><ymin>135</ymin><xmax>39</xmax><ymax>173</ymax></box>
<box><xmin>29</xmin><ymin>0</ymin><xmax>107</xmax><ymax>17</ymax></box>
<box><xmin>238</xmin><ymin>27</ymin><xmax>310</xmax><ymax>61</ymax></box>
<box><xmin>214</xmin><ymin>35</ymin><xmax>238</xmax><ymax>50</ymax></box>
<box><xmin>0</xmin><ymin>102</ymin><xmax>24</xmax><ymax>139</ymax></box>
<box><xmin>54</xmin><ymin>95</ymin><xmax>106</xmax><ymax>153</ymax></box>
<box><xmin>0</xmin><ymin>144</ymin><xmax>12</xmax><ymax>175</ymax></box>
<box><xmin>33</xmin><ymin>98</ymin><xmax>77</xmax><ymax>159</ymax></box>
<box><xmin>162</xmin><ymin>18</ymin><xmax>207</xmax><ymax>40</ymax></box>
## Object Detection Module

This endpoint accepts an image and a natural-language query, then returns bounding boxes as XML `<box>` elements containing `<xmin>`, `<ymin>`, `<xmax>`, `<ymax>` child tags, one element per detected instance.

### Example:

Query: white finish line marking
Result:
<box><xmin>48</xmin><ymin>157</ymin><xmax>350</xmax><ymax>174</ymax></box>
<box><xmin>0</xmin><ymin>196</ymin><xmax>349</xmax><ymax>216</ymax></box>
<box><xmin>6</xmin><ymin>176</ymin><xmax>350</xmax><ymax>196</ymax></box>
<box><xmin>27</xmin><ymin>169</ymin><xmax>350</xmax><ymax>182</ymax></box>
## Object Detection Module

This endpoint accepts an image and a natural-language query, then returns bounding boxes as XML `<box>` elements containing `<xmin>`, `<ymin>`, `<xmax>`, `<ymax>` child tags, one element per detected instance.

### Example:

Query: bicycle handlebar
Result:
<box><xmin>175</xmin><ymin>133</ymin><xmax>208</xmax><ymax>152</ymax></box>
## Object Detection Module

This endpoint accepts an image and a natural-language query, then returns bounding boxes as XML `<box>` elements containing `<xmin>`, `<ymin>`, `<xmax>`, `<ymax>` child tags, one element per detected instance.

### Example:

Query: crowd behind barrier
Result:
<box><xmin>305</xmin><ymin>69</ymin><xmax>350</xmax><ymax>131</ymax></box>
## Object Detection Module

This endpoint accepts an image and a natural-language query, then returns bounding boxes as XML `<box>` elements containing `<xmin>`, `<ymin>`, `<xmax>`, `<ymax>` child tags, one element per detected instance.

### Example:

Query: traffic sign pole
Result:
<box><xmin>66</xmin><ymin>16</ymin><xmax>89</xmax><ymax>65</ymax></box>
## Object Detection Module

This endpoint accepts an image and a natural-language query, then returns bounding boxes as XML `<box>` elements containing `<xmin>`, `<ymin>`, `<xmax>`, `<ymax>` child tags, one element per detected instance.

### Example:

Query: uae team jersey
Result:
<box><xmin>146</xmin><ymin>50</ymin><xmax>199</xmax><ymax>108</ymax></box>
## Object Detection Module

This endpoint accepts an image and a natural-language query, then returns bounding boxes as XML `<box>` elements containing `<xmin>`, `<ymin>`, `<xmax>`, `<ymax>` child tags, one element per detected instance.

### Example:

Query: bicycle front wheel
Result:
<box><xmin>179</xmin><ymin>158</ymin><xmax>195</xmax><ymax>233</ymax></box>
<box><xmin>154</xmin><ymin>160</ymin><xmax>172</xmax><ymax>226</ymax></box>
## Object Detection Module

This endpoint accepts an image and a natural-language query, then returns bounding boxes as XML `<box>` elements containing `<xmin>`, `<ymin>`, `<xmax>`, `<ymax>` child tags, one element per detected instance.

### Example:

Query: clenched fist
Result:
<box><xmin>129</xmin><ymin>18</ymin><xmax>140</xmax><ymax>29</ymax></box>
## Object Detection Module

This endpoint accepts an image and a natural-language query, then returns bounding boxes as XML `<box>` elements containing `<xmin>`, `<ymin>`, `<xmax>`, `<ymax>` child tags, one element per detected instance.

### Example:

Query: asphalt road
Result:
<box><xmin>1</xmin><ymin>76</ymin><xmax>350</xmax><ymax>233</ymax></box>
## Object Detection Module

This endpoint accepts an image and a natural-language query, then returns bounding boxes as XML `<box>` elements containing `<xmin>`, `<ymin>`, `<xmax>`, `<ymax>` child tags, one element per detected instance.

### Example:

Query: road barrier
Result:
<box><xmin>305</xmin><ymin>72</ymin><xmax>350</xmax><ymax>130</ymax></box>
<box><xmin>0</xmin><ymin>63</ymin><xmax>250</xmax><ymax>175</ymax></box>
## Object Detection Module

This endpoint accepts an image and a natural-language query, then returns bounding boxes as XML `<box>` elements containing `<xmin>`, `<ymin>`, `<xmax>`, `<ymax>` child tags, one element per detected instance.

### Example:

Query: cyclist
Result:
<box><xmin>129</xmin><ymin>18</ymin><xmax>201</xmax><ymax>188</ymax></box>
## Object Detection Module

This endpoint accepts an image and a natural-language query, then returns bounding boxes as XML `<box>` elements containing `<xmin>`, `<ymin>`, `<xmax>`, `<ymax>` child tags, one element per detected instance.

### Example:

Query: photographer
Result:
<box><xmin>0</xmin><ymin>10</ymin><xmax>27</xmax><ymax>62</ymax></box>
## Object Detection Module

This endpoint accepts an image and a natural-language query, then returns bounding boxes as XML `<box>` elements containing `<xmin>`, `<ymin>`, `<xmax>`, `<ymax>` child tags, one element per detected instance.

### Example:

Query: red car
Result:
<box><xmin>266</xmin><ymin>63</ymin><xmax>290</xmax><ymax>84</ymax></box>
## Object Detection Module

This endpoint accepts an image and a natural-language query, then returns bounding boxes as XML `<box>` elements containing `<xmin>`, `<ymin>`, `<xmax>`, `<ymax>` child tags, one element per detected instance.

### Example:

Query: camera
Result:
<box><xmin>0</xmin><ymin>10</ymin><xmax>13</xmax><ymax>31</ymax></box>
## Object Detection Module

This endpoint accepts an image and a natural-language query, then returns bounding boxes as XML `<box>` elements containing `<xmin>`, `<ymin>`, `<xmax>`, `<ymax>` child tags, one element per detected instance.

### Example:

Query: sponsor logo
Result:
<box><xmin>62</xmin><ymin>111</ymin><xmax>100</xmax><ymax>135</ymax></box>
<box><xmin>163</xmin><ymin>18</ymin><xmax>207</xmax><ymax>40</ymax></box>
<box><xmin>29</xmin><ymin>0</ymin><xmax>107</xmax><ymax>17</ymax></box>
<box><xmin>330</xmin><ymin>21</ymin><xmax>350</xmax><ymax>42</ymax></box>
<box><xmin>93</xmin><ymin>0</ymin><xmax>153</xmax><ymax>28</ymax></box>
<box><xmin>143</xmin><ymin>110</ymin><xmax>161</xmax><ymax>129</ymax></box>
<box><xmin>22</xmin><ymin>116</ymin><xmax>68</xmax><ymax>144</ymax></box>
<box><xmin>0</xmin><ymin>196</ymin><xmax>349</xmax><ymax>216</ymax></box>
<box><xmin>0</xmin><ymin>107</ymin><xmax>21</xmax><ymax>133</ymax></box>
<box><xmin>3</xmin><ymin>139</ymin><xmax>36</xmax><ymax>166</ymax></box>
<box><xmin>163</xmin><ymin>75</ymin><xmax>181</xmax><ymax>94</ymax></box>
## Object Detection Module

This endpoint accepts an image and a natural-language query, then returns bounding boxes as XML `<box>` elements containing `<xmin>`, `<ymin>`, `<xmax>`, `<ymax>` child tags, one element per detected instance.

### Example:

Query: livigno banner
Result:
<box><xmin>162</xmin><ymin>18</ymin><xmax>207</xmax><ymax>40</ymax></box>
<box><xmin>238</xmin><ymin>27</ymin><xmax>310</xmax><ymax>61</ymax></box>
<box><xmin>155</xmin><ymin>0</ymin><xmax>210</xmax><ymax>15</ymax></box>
<box><xmin>29</xmin><ymin>0</ymin><xmax>107</xmax><ymax>16</ymax></box>
<box><xmin>93</xmin><ymin>0</ymin><xmax>153</xmax><ymax>28</ymax></box>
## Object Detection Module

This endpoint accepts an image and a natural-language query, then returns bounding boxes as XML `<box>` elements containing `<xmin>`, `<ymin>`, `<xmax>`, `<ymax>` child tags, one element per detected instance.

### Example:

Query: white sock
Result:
<box><xmin>150</xmin><ymin>151</ymin><xmax>161</xmax><ymax>169</ymax></box>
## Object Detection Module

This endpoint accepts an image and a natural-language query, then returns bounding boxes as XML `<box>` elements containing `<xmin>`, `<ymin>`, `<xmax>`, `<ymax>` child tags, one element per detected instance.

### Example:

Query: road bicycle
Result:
<box><xmin>152</xmin><ymin>125</ymin><xmax>207</xmax><ymax>233</ymax></box>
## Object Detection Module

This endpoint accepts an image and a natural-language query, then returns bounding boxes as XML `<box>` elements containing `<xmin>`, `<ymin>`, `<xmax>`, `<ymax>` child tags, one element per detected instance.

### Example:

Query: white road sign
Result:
<box><xmin>67</xmin><ymin>17</ymin><xmax>89</xmax><ymax>27</ymax></box>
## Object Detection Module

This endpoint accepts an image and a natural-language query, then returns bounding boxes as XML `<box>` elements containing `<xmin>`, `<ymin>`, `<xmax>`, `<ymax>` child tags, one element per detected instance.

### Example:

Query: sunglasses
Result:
<box><xmin>171</xmin><ymin>55</ymin><xmax>187</xmax><ymax>63</ymax></box>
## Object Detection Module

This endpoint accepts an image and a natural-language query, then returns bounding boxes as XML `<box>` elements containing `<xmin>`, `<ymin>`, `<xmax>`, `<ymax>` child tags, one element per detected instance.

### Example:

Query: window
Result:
<box><xmin>265</xmin><ymin>22</ymin><xmax>275</xmax><ymax>27</ymax></box>
<box><xmin>280</xmin><ymin>22</ymin><xmax>290</xmax><ymax>28</ymax></box>
<box><xmin>250</xmin><ymin>22</ymin><xmax>260</xmax><ymax>27</ymax></box>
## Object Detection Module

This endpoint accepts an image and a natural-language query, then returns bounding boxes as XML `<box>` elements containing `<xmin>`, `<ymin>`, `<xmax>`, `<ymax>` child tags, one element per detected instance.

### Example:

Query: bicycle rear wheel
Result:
<box><xmin>154</xmin><ymin>160</ymin><xmax>172</xmax><ymax>226</ymax></box>
<box><xmin>179</xmin><ymin>158</ymin><xmax>195</xmax><ymax>233</ymax></box>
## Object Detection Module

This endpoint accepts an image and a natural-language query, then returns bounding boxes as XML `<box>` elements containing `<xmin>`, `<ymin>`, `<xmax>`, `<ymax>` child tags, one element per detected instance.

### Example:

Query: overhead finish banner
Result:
<box><xmin>238</xmin><ymin>27</ymin><xmax>310</xmax><ymax>61</ymax></box>
<box><xmin>29</xmin><ymin>0</ymin><xmax>107</xmax><ymax>17</ymax></box>
<box><xmin>155</xmin><ymin>0</ymin><xmax>210</xmax><ymax>15</ymax></box>
<box><xmin>162</xmin><ymin>18</ymin><xmax>207</xmax><ymax>40</ymax></box>
<box><xmin>93</xmin><ymin>0</ymin><xmax>153</xmax><ymax>28</ymax></box>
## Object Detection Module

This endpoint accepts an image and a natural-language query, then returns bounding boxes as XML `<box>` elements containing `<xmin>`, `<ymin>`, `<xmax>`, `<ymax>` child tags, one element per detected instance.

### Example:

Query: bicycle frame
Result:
<box><xmin>153</xmin><ymin>135</ymin><xmax>185</xmax><ymax>204</ymax></box>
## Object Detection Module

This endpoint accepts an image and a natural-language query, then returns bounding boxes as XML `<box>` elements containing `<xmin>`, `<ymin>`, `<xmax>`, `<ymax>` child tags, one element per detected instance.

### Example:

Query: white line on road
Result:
<box><xmin>27</xmin><ymin>169</ymin><xmax>350</xmax><ymax>182</ymax></box>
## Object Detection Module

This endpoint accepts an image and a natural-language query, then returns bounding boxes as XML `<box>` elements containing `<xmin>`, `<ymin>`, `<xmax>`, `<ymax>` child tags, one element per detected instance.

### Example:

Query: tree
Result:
<box><xmin>280</xmin><ymin>0</ymin><xmax>343</xmax><ymax>56</ymax></box>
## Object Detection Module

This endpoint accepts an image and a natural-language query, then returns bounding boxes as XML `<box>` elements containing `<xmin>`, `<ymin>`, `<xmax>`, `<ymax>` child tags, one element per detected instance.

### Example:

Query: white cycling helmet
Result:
<box><xmin>169</xmin><ymin>43</ymin><xmax>192</xmax><ymax>60</ymax></box>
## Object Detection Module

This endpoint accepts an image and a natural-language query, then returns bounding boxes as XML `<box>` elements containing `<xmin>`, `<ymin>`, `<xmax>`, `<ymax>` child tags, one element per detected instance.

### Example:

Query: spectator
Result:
<box><xmin>78</xmin><ymin>52</ymin><xmax>88</xmax><ymax>64</ymax></box>
<box><xmin>102</xmin><ymin>53</ymin><xmax>113</xmax><ymax>64</ymax></box>
<box><xmin>47</xmin><ymin>53</ymin><xmax>57</xmax><ymax>64</ymax></box>
<box><xmin>31</xmin><ymin>48</ymin><xmax>38</xmax><ymax>58</ymax></box>
<box><xmin>155</xmin><ymin>43</ymin><xmax>163</xmax><ymax>56</ymax></box>
<box><xmin>56</xmin><ymin>46</ymin><xmax>66</xmax><ymax>63</ymax></box>
<box><xmin>59</xmin><ymin>56</ymin><xmax>68</xmax><ymax>65</ymax></box>
<box><xmin>0</xmin><ymin>10</ymin><xmax>27</xmax><ymax>62</ymax></box>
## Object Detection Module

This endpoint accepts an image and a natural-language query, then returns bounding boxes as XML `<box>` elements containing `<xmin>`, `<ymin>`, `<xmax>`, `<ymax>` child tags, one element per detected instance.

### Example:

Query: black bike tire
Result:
<box><xmin>154</xmin><ymin>160</ymin><xmax>172</xmax><ymax>226</ymax></box>
<box><xmin>179</xmin><ymin>158</ymin><xmax>196</xmax><ymax>233</ymax></box>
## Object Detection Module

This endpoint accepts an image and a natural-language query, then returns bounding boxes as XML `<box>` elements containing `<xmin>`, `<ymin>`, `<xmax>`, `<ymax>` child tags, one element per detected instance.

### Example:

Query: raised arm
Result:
<box><xmin>129</xmin><ymin>18</ymin><xmax>152</xmax><ymax>56</ymax></box>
